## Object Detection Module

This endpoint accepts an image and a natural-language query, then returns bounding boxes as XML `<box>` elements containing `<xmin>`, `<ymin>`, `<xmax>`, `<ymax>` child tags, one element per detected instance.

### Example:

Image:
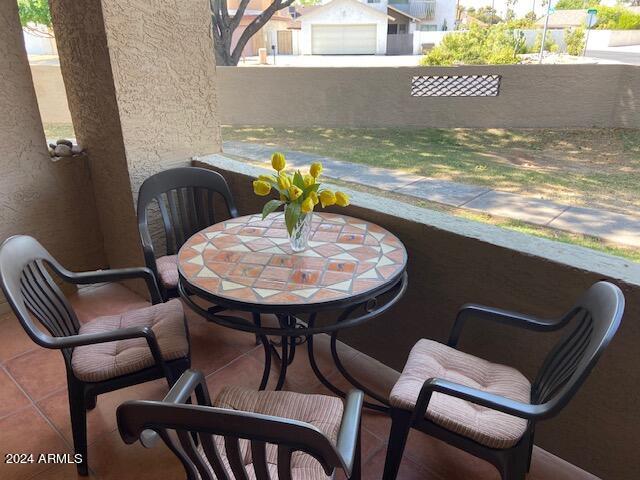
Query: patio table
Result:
<box><xmin>178</xmin><ymin>212</ymin><xmax>408</xmax><ymax>411</ymax></box>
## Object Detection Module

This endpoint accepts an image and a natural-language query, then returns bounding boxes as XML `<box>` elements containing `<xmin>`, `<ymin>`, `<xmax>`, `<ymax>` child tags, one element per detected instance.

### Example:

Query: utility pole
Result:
<box><xmin>491</xmin><ymin>0</ymin><xmax>495</xmax><ymax>24</ymax></box>
<box><xmin>539</xmin><ymin>0</ymin><xmax>552</xmax><ymax>63</ymax></box>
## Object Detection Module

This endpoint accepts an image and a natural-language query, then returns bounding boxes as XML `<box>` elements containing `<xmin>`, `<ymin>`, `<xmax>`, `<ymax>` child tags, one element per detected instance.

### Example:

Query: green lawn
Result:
<box><xmin>43</xmin><ymin>122</ymin><xmax>75</xmax><ymax>140</ymax></box>
<box><xmin>222</xmin><ymin>126</ymin><xmax>640</xmax><ymax>217</ymax></box>
<box><xmin>43</xmin><ymin>123</ymin><xmax>639</xmax><ymax>261</ymax></box>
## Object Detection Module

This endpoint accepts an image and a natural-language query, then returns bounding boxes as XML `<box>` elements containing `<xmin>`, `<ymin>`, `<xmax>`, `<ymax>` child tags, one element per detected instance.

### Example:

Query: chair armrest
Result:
<box><xmin>140</xmin><ymin>369</ymin><xmax>212</xmax><ymax>448</ymax></box>
<box><xmin>163</xmin><ymin>369</ymin><xmax>211</xmax><ymax>405</ymax></box>
<box><xmin>50</xmin><ymin>325</ymin><xmax>158</xmax><ymax>349</ymax></box>
<box><xmin>45</xmin><ymin>325</ymin><xmax>171</xmax><ymax>387</ymax></box>
<box><xmin>335</xmin><ymin>390</ymin><xmax>364</xmax><ymax>476</ymax></box>
<box><xmin>53</xmin><ymin>265</ymin><xmax>162</xmax><ymax>305</ymax></box>
<box><xmin>448</xmin><ymin>304</ymin><xmax>561</xmax><ymax>347</ymax></box>
<box><xmin>414</xmin><ymin>378</ymin><xmax>543</xmax><ymax>421</ymax></box>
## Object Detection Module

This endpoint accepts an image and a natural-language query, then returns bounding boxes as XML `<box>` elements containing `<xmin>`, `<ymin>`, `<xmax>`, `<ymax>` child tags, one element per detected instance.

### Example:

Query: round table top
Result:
<box><xmin>178</xmin><ymin>212</ymin><xmax>407</xmax><ymax>310</ymax></box>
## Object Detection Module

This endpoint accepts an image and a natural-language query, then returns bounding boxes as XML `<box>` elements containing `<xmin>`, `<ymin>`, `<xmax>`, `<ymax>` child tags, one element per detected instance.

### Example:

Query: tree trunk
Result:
<box><xmin>211</xmin><ymin>0</ymin><xmax>295</xmax><ymax>67</ymax></box>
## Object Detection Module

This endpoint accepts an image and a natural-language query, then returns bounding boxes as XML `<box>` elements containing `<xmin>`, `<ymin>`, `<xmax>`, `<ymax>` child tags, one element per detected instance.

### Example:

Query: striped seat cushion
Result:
<box><xmin>71</xmin><ymin>299</ymin><xmax>188</xmax><ymax>382</ymax></box>
<box><xmin>156</xmin><ymin>254</ymin><xmax>179</xmax><ymax>289</ymax></box>
<box><xmin>207</xmin><ymin>387</ymin><xmax>344</xmax><ymax>479</ymax></box>
<box><xmin>389</xmin><ymin>339</ymin><xmax>531</xmax><ymax>449</ymax></box>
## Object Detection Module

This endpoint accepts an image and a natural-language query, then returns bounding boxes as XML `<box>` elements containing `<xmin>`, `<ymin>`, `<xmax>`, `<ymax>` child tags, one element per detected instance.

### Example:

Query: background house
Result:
<box><xmin>228</xmin><ymin>0</ymin><xmax>296</xmax><ymax>57</ymax></box>
<box><xmin>300</xmin><ymin>0</ymin><xmax>389</xmax><ymax>54</ymax></box>
<box><xmin>534</xmin><ymin>9</ymin><xmax>590</xmax><ymax>29</ymax></box>
<box><xmin>298</xmin><ymin>0</ymin><xmax>456</xmax><ymax>55</ymax></box>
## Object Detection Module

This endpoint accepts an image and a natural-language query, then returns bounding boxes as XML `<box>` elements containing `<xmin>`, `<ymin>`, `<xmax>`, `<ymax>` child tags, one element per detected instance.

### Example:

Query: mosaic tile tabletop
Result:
<box><xmin>178</xmin><ymin>212</ymin><xmax>407</xmax><ymax>307</ymax></box>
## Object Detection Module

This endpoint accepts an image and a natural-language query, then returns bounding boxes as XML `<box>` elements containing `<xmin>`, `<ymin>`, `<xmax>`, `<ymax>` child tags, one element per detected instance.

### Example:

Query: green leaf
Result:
<box><xmin>292</xmin><ymin>171</ymin><xmax>305</xmax><ymax>189</ymax></box>
<box><xmin>262</xmin><ymin>200</ymin><xmax>284</xmax><ymax>219</ymax></box>
<box><xmin>303</xmin><ymin>182</ymin><xmax>320</xmax><ymax>196</ymax></box>
<box><xmin>284</xmin><ymin>202</ymin><xmax>301</xmax><ymax>235</ymax></box>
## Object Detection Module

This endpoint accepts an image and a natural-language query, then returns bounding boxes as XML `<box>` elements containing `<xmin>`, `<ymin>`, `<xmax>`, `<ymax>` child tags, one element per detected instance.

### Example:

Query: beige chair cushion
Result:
<box><xmin>156</xmin><ymin>254</ymin><xmax>179</xmax><ymax>289</ymax></box>
<box><xmin>71</xmin><ymin>299</ymin><xmax>188</xmax><ymax>382</ymax></box>
<box><xmin>389</xmin><ymin>339</ymin><xmax>531</xmax><ymax>449</ymax></box>
<box><xmin>206</xmin><ymin>386</ymin><xmax>345</xmax><ymax>479</ymax></box>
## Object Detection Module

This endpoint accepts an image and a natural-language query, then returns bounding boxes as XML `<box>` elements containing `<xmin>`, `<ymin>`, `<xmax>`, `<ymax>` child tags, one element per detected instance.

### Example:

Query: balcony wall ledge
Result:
<box><xmin>194</xmin><ymin>153</ymin><xmax>640</xmax><ymax>287</ymax></box>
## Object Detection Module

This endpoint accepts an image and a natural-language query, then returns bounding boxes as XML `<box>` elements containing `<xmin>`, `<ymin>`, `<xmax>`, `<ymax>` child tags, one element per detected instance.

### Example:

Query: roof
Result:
<box><xmin>295</xmin><ymin>5</ymin><xmax>322</xmax><ymax>17</ymax></box>
<box><xmin>299</xmin><ymin>0</ymin><xmax>389</xmax><ymax>22</ymax></box>
<box><xmin>535</xmin><ymin>9</ymin><xmax>589</xmax><ymax>28</ymax></box>
<box><xmin>387</xmin><ymin>5</ymin><xmax>420</xmax><ymax>23</ymax></box>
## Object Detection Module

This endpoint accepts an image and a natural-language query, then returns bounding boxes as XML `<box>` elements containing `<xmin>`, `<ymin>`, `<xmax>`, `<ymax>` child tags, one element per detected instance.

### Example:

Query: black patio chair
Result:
<box><xmin>118</xmin><ymin>369</ymin><xmax>363</xmax><ymax>479</ymax></box>
<box><xmin>0</xmin><ymin>235</ymin><xmax>192</xmax><ymax>476</ymax></box>
<box><xmin>382</xmin><ymin>281</ymin><xmax>624</xmax><ymax>480</ymax></box>
<box><xmin>137</xmin><ymin>167</ymin><xmax>239</xmax><ymax>300</ymax></box>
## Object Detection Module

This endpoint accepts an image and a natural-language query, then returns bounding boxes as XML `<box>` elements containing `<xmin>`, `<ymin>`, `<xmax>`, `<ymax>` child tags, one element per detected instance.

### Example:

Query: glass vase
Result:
<box><xmin>287</xmin><ymin>208</ymin><xmax>313</xmax><ymax>252</ymax></box>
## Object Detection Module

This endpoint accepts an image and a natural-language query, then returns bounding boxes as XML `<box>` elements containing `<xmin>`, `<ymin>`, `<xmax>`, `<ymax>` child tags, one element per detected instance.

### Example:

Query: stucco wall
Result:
<box><xmin>300</xmin><ymin>0</ymin><xmax>388</xmax><ymax>55</ymax></box>
<box><xmin>218</xmin><ymin>64</ymin><xmax>640</xmax><ymax>128</ymax></box>
<box><xmin>615</xmin><ymin>64</ymin><xmax>640</xmax><ymax>129</ymax></box>
<box><xmin>588</xmin><ymin>29</ymin><xmax>640</xmax><ymax>48</ymax></box>
<box><xmin>0</xmin><ymin>0</ymin><xmax>106</xmax><ymax>311</ymax></box>
<box><xmin>50</xmin><ymin>0</ymin><xmax>222</xmax><ymax>274</ymax></box>
<box><xmin>195</xmin><ymin>155</ymin><xmax>640</xmax><ymax>480</ymax></box>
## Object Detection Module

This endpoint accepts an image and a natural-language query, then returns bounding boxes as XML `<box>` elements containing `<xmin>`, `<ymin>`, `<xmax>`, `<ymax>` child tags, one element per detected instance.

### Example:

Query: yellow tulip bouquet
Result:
<box><xmin>252</xmin><ymin>152</ymin><xmax>350</xmax><ymax>251</ymax></box>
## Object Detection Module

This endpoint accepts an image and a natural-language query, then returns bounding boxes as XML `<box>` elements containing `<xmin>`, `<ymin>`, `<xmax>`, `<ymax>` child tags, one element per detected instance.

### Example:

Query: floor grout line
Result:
<box><xmin>204</xmin><ymin>344</ymin><xmax>263</xmax><ymax>380</ymax></box>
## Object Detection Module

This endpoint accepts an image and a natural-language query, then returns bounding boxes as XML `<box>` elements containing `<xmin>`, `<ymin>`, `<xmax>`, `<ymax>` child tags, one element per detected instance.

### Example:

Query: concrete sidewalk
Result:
<box><xmin>223</xmin><ymin>141</ymin><xmax>640</xmax><ymax>249</ymax></box>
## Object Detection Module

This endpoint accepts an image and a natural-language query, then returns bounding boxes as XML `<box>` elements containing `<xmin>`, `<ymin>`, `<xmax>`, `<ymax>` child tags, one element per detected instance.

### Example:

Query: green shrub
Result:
<box><xmin>595</xmin><ymin>6</ymin><xmax>640</xmax><ymax>30</ymax></box>
<box><xmin>555</xmin><ymin>0</ymin><xmax>599</xmax><ymax>10</ymax></box>
<box><xmin>420</xmin><ymin>24</ymin><xmax>522</xmax><ymax>66</ymax></box>
<box><xmin>530</xmin><ymin>32</ymin><xmax>559</xmax><ymax>54</ymax></box>
<box><xmin>565</xmin><ymin>27</ymin><xmax>586</xmax><ymax>55</ymax></box>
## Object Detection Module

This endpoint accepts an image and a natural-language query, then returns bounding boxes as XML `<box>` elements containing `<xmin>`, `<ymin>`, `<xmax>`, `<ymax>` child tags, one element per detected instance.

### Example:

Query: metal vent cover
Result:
<box><xmin>411</xmin><ymin>75</ymin><xmax>501</xmax><ymax>97</ymax></box>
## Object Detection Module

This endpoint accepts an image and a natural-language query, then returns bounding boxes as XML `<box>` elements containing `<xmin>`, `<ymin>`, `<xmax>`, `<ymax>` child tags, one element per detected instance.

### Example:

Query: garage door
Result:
<box><xmin>311</xmin><ymin>24</ymin><xmax>377</xmax><ymax>55</ymax></box>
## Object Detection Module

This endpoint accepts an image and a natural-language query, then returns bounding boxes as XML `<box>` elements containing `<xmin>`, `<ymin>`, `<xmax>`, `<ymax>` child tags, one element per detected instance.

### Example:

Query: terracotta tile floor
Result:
<box><xmin>0</xmin><ymin>283</ymin><xmax>598</xmax><ymax>480</ymax></box>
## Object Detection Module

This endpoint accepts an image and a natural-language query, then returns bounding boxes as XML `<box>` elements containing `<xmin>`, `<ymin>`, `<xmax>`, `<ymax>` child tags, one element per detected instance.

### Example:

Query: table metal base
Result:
<box><xmin>255</xmin><ymin>314</ymin><xmax>390</xmax><ymax>413</ymax></box>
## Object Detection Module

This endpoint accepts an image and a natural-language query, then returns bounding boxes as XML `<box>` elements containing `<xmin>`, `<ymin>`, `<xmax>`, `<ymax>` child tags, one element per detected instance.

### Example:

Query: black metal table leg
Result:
<box><xmin>305</xmin><ymin>312</ymin><xmax>390</xmax><ymax>412</ymax></box>
<box><xmin>253</xmin><ymin>312</ymin><xmax>272</xmax><ymax>391</ymax></box>
<box><xmin>275</xmin><ymin>335</ymin><xmax>289</xmax><ymax>390</ymax></box>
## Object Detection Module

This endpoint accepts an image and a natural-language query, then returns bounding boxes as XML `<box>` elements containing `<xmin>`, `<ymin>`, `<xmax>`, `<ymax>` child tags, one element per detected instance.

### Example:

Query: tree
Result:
<box><xmin>467</xmin><ymin>6</ymin><xmax>503</xmax><ymax>25</ymax></box>
<box><xmin>565</xmin><ymin>27</ymin><xmax>585</xmax><ymax>55</ymax></box>
<box><xmin>211</xmin><ymin>0</ymin><xmax>296</xmax><ymax>66</ymax></box>
<box><xmin>554</xmin><ymin>0</ymin><xmax>600</xmax><ymax>9</ymax></box>
<box><xmin>17</xmin><ymin>0</ymin><xmax>53</xmax><ymax>37</ymax></box>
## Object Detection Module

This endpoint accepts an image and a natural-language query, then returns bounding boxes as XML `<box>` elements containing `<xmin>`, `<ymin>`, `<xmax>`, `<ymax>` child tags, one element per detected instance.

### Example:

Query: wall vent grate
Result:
<box><xmin>411</xmin><ymin>75</ymin><xmax>501</xmax><ymax>97</ymax></box>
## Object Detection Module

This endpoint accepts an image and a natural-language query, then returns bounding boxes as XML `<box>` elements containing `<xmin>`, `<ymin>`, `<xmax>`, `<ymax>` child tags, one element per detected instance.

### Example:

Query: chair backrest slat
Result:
<box><xmin>250</xmin><ymin>440</ymin><xmax>271</xmax><ymax>480</ymax></box>
<box><xmin>225</xmin><ymin>436</ymin><xmax>250</xmax><ymax>480</ymax></box>
<box><xmin>117</xmin><ymin>383</ymin><xmax>343</xmax><ymax>480</ymax></box>
<box><xmin>0</xmin><ymin>236</ymin><xmax>80</xmax><ymax>363</ymax></box>
<box><xmin>532</xmin><ymin>282</ymin><xmax>623</xmax><ymax>414</ymax></box>
<box><xmin>138</xmin><ymin>167</ymin><xmax>238</xmax><ymax>260</ymax></box>
<box><xmin>176</xmin><ymin>188</ymin><xmax>192</xmax><ymax>241</ymax></box>
<box><xmin>184</xmin><ymin>187</ymin><xmax>199</xmax><ymax>234</ymax></box>
<box><xmin>166</xmin><ymin>190</ymin><xmax>185</xmax><ymax>251</ymax></box>
<box><xmin>201</xmin><ymin>433</ymin><xmax>231</xmax><ymax>480</ymax></box>
<box><xmin>176</xmin><ymin>429</ymin><xmax>215</xmax><ymax>480</ymax></box>
<box><xmin>29</xmin><ymin>260</ymin><xmax>77</xmax><ymax>336</ymax></box>
<box><xmin>277</xmin><ymin>446</ymin><xmax>293</xmax><ymax>480</ymax></box>
<box><xmin>158</xmin><ymin>429</ymin><xmax>201</xmax><ymax>480</ymax></box>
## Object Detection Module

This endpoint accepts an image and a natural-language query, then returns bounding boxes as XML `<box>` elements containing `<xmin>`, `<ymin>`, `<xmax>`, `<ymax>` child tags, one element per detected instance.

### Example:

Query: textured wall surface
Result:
<box><xmin>196</xmin><ymin>157</ymin><xmax>640</xmax><ymax>480</ymax></box>
<box><xmin>0</xmin><ymin>1</ymin><xmax>105</xmax><ymax>310</ymax></box>
<box><xmin>218</xmin><ymin>64</ymin><xmax>640</xmax><ymax>128</ymax></box>
<box><xmin>101</xmin><ymin>0</ymin><xmax>222</xmax><ymax>194</ymax></box>
<box><xmin>50</xmin><ymin>0</ymin><xmax>222</xmax><ymax>272</ymax></box>
<box><xmin>616</xmin><ymin>65</ymin><xmax>640</xmax><ymax>129</ymax></box>
<box><xmin>50</xmin><ymin>0</ymin><xmax>141</xmax><ymax>272</ymax></box>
